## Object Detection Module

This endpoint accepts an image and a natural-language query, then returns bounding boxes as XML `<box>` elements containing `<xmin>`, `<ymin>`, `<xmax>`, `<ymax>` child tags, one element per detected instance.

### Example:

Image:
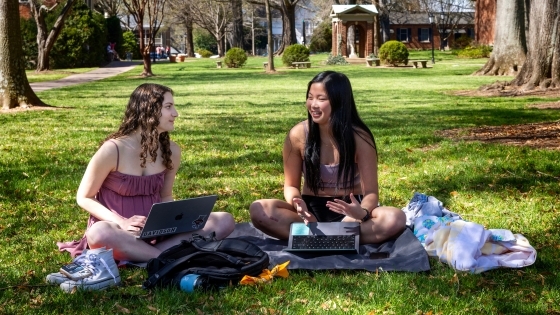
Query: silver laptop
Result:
<box><xmin>137</xmin><ymin>195</ymin><xmax>217</xmax><ymax>239</ymax></box>
<box><xmin>284</xmin><ymin>222</ymin><xmax>360</xmax><ymax>254</ymax></box>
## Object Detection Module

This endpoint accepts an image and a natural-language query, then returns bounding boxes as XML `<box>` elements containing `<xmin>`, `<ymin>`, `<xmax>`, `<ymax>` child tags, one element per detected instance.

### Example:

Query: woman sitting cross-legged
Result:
<box><xmin>249</xmin><ymin>71</ymin><xmax>406</xmax><ymax>244</ymax></box>
<box><xmin>57</xmin><ymin>83</ymin><xmax>235</xmax><ymax>263</ymax></box>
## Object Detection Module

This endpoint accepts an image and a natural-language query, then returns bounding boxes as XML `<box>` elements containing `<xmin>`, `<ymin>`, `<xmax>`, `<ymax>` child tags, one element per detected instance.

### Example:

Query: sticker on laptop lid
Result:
<box><xmin>291</xmin><ymin>223</ymin><xmax>310</xmax><ymax>235</ymax></box>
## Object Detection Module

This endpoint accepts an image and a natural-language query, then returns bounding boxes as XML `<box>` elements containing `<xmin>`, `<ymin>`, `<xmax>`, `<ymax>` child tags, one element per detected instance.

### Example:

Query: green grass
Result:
<box><xmin>1</xmin><ymin>52</ymin><xmax>559</xmax><ymax>314</ymax></box>
<box><xmin>25</xmin><ymin>67</ymin><xmax>98</xmax><ymax>83</ymax></box>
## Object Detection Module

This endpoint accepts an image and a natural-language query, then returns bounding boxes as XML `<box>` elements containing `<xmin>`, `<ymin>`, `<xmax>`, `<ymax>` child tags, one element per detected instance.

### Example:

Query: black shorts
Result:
<box><xmin>301</xmin><ymin>194</ymin><xmax>363</xmax><ymax>222</ymax></box>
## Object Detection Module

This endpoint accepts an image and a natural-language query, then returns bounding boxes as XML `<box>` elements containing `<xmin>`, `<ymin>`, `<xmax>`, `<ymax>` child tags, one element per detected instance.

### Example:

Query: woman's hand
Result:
<box><xmin>326</xmin><ymin>193</ymin><xmax>365</xmax><ymax>221</ymax></box>
<box><xmin>119</xmin><ymin>215</ymin><xmax>147</xmax><ymax>236</ymax></box>
<box><xmin>293</xmin><ymin>198</ymin><xmax>317</xmax><ymax>225</ymax></box>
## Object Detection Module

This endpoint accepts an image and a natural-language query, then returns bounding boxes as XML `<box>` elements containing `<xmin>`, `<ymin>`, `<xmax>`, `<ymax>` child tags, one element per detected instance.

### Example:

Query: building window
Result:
<box><xmin>419</xmin><ymin>28</ymin><xmax>430</xmax><ymax>42</ymax></box>
<box><xmin>397</xmin><ymin>28</ymin><xmax>409</xmax><ymax>42</ymax></box>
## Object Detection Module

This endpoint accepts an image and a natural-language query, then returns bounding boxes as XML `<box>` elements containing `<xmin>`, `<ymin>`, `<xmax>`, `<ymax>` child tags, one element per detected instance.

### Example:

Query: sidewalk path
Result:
<box><xmin>30</xmin><ymin>61</ymin><xmax>141</xmax><ymax>92</ymax></box>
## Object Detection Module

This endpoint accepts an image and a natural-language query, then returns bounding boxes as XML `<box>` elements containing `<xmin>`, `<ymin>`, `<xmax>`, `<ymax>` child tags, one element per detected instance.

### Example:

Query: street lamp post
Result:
<box><xmin>428</xmin><ymin>13</ymin><xmax>435</xmax><ymax>64</ymax></box>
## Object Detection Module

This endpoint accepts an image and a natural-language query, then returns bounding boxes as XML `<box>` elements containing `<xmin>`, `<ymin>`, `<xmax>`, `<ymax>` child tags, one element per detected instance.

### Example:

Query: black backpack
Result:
<box><xmin>142</xmin><ymin>236</ymin><xmax>269</xmax><ymax>290</ymax></box>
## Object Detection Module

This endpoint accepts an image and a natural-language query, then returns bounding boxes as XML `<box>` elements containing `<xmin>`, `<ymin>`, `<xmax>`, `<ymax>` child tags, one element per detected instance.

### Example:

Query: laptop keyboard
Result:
<box><xmin>291</xmin><ymin>235</ymin><xmax>356</xmax><ymax>251</ymax></box>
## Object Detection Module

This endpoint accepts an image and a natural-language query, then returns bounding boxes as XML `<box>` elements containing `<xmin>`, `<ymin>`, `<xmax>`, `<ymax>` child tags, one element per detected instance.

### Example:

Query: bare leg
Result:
<box><xmin>154</xmin><ymin>212</ymin><xmax>235</xmax><ymax>250</ymax></box>
<box><xmin>249</xmin><ymin>199</ymin><xmax>304</xmax><ymax>239</ymax></box>
<box><xmin>342</xmin><ymin>206</ymin><xmax>406</xmax><ymax>244</ymax></box>
<box><xmin>86</xmin><ymin>222</ymin><xmax>162</xmax><ymax>262</ymax></box>
<box><xmin>85</xmin><ymin>212</ymin><xmax>235</xmax><ymax>262</ymax></box>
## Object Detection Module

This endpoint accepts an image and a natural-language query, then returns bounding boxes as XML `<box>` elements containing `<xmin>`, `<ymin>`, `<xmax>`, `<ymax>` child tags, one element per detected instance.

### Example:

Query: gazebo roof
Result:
<box><xmin>330</xmin><ymin>5</ymin><xmax>378</xmax><ymax>16</ymax></box>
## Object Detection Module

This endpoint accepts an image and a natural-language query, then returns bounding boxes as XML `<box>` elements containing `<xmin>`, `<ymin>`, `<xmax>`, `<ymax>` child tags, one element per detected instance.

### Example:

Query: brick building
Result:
<box><xmin>330</xmin><ymin>5</ymin><xmax>378</xmax><ymax>58</ymax></box>
<box><xmin>472</xmin><ymin>0</ymin><xmax>496</xmax><ymax>45</ymax></box>
<box><xmin>389</xmin><ymin>12</ymin><xmax>474</xmax><ymax>50</ymax></box>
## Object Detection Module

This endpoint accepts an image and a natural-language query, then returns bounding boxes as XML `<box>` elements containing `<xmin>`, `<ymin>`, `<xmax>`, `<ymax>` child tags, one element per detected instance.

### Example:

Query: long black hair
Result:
<box><xmin>303</xmin><ymin>71</ymin><xmax>377</xmax><ymax>195</ymax></box>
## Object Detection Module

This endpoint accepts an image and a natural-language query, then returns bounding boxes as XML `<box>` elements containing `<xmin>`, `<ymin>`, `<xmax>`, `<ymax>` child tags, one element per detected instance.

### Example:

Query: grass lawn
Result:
<box><xmin>25</xmin><ymin>67</ymin><xmax>99</xmax><ymax>83</ymax></box>
<box><xmin>1</xmin><ymin>51</ymin><xmax>559</xmax><ymax>314</ymax></box>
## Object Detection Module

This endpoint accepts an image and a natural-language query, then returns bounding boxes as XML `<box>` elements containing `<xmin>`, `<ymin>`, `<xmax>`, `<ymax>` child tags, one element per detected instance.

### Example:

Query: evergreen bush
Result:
<box><xmin>193</xmin><ymin>29</ymin><xmax>217</xmax><ymax>54</ymax></box>
<box><xmin>378</xmin><ymin>40</ymin><xmax>409</xmax><ymax>66</ymax></box>
<box><xmin>196</xmin><ymin>49</ymin><xmax>213</xmax><ymax>58</ymax></box>
<box><xmin>282</xmin><ymin>44</ymin><xmax>310</xmax><ymax>67</ymax></box>
<box><xmin>224</xmin><ymin>47</ymin><xmax>247</xmax><ymax>68</ymax></box>
<box><xmin>325</xmin><ymin>54</ymin><xmax>348</xmax><ymax>65</ymax></box>
<box><xmin>20</xmin><ymin>18</ymin><xmax>38</xmax><ymax>70</ymax></box>
<box><xmin>309</xmin><ymin>21</ymin><xmax>332</xmax><ymax>53</ymax></box>
<box><xmin>122</xmin><ymin>31</ymin><xmax>141</xmax><ymax>59</ymax></box>
<box><xmin>106</xmin><ymin>16</ymin><xmax>124</xmax><ymax>57</ymax></box>
<box><xmin>452</xmin><ymin>34</ymin><xmax>473</xmax><ymax>49</ymax></box>
<box><xmin>51</xmin><ymin>2</ymin><xmax>106</xmax><ymax>68</ymax></box>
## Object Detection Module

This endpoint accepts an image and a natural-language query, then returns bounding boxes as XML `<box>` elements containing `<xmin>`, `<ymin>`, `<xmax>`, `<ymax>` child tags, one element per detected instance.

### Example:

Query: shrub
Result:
<box><xmin>20</xmin><ymin>18</ymin><xmax>38</xmax><ymax>70</ymax></box>
<box><xmin>282</xmin><ymin>44</ymin><xmax>310</xmax><ymax>67</ymax></box>
<box><xmin>378</xmin><ymin>40</ymin><xmax>409</xmax><ymax>66</ymax></box>
<box><xmin>325</xmin><ymin>54</ymin><xmax>348</xmax><ymax>65</ymax></box>
<box><xmin>197</xmin><ymin>49</ymin><xmax>213</xmax><ymax>58</ymax></box>
<box><xmin>309</xmin><ymin>20</ymin><xmax>332</xmax><ymax>53</ymax></box>
<box><xmin>193</xmin><ymin>29</ymin><xmax>217</xmax><ymax>54</ymax></box>
<box><xmin>51</xmin><ymin>2</ymin><xmax>106</xmax><ymax>68</ymax></box>
<box><xmin>122</xmin><ymin>31</ymin><xmax>141</xmax><ymax>59</ymax></box>
<box><xmin>452</xmin><ymin>34</ymin><xmax>473</xmax><ymax>49</ymax></box>
<box><xmin>456</xmin><ymin>44</ymin><xmax>492</xmax><ymax>58</ymax></box>
<box><xmin>224</xmin><ymin>47</ymin><xmax>248</xmax><ymax>68</ymax></box>
<box><xmin>106</xmin><ymin>16</ymin><xmax>124</xmax><ymax>57</ymax></box>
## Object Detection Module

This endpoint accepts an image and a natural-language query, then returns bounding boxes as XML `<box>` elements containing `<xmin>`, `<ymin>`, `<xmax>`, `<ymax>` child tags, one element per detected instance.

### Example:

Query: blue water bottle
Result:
<box><xmin>179</xmin><ymin>274</ymin><xmax>207</xmax><ymax>293</ymax></box>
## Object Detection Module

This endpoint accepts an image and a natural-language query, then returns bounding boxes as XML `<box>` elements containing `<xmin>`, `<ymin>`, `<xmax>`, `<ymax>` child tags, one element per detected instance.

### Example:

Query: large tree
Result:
<box><xmin>189</xmin><ymin>0</ymin><xmax>231</xmax><ymax>56</ymax></box>
<box><xmin>168</xmin><ymin>0</ymin><xmax>195</xmax><ymax>57</ymax></box>
<box><xmin>231</xmin><ymin>0</ymin><xmax>244</xmax><ymax>48</ymax></box>
<box><xmin>0</xmin><ymin>0</ymin><xmax>45</xmax><ymax>109</ymax></box>
<box><xmin>247</xmin><ymin>0</ymin><xmax>300</xmax><ymax>55</ymax></box>
<box><xmin>510</xmin><ymin>0</ymin><xmax>560</xmax><ymax>90</ymax></box>
<box><xmin>265</xmin><ymin>0</ymin><xmax>275</xmax><ymax>71</ymax></box>
<box><xmin>475</xmin><ymin>0</ymin><xmax>527</xmax><ymax>76</ymax></box>
<box><xmin>122</xmin><ymin>0</ymin><xmax>167</xmax><ymax>76</ymax></box>
<box><xmin>29</xmin><ymin>0</ymin><xmax>76</xmax><ymax>72</ymax></box>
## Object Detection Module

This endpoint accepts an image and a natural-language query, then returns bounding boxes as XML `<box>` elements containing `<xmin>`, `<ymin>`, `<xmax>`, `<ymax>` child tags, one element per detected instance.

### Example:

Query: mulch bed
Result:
<box><xmin>437</xmin><ymin>121</ymin><xmax>560</xmax><ymax>150</ymax></box>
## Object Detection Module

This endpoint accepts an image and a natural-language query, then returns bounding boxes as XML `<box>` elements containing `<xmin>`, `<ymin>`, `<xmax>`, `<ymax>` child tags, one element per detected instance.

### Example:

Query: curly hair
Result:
<box><xmin>103</xmin><ymin>83</ymin><xmax>174</xmax><ymax>170</ymax></box>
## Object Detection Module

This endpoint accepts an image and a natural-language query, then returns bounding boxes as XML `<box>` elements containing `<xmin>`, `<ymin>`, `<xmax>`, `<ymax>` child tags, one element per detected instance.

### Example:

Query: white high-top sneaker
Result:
<box><xmin>59</xmin><ymin>248</ymin><xmax>121</xmax><ymax>292</ymax></box>
<box><xmin>45</xmin><ymin>247</ymin><xmax>101</xmax><ymax>285</ymax></box>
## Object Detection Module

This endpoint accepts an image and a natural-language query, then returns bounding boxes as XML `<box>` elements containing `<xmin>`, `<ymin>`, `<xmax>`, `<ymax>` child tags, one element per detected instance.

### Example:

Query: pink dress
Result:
<box><xmin>57</xmin><ymin>141</ymin><xmax>166</xmax><ymax>258</ymax></box>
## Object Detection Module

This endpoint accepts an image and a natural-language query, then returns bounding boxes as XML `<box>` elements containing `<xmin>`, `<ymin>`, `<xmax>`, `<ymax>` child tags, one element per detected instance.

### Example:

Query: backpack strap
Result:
<box><xmin>143</xmin><ymin>246</ymin><xmax>248</xmax><ymax>289</ymax></box>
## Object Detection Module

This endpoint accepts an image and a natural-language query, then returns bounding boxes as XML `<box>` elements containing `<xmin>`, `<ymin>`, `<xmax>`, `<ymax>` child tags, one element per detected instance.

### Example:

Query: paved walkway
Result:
<box><xmin>29</xmin><ymin>61</ymin><xmax>141</xmax><ymax>92</ymax></box>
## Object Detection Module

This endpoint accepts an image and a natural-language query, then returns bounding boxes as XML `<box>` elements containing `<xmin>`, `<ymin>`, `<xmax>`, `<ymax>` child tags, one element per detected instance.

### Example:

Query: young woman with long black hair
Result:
<box><xmin>249</xmin><ymin>71</ymin><xmax>405</xmax><ymax>244</ymax></box>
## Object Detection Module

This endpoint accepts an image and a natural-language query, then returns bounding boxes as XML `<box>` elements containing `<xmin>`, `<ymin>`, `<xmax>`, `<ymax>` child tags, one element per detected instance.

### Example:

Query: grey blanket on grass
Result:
<box><xmin>227</xmin><ymin>223</ymin><xmax>430</xmax><ymax>272</ymax></box>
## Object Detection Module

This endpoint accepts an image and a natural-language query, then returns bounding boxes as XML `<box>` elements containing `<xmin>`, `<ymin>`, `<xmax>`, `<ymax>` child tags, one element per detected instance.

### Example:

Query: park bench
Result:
<box><xmin>292</xmin><ymin>61</ymin><xmax>311</xmax><ymax>69</ymax></box>
<box><xmin>410</xmin><ymin>60</ymin><xmax>428</xmax><ymax>68</ymax></box>
<box><xmin>216</xmin><ymin>60</ymin><xmax>222</xmax><ymax>68</ymax></box>
<box><xmin>366</xmin><ymin>58</ymin><xmax>380</xmax><ymax>67</ymax></box>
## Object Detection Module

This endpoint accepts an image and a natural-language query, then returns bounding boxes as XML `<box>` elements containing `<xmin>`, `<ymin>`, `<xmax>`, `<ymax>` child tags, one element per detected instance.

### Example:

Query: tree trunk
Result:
<box><xmin>216</xmin><ymin>30</ymin><xmax>226</xmax><ymax>57</ymax></box>
<box><xmin>138</xmin><ymin>28</ymin><xmax>153</xmax><ymax>77</ymax></box>
<box><xmin>231</xmin><ymin>0</ymin><xmax>244</xmax><ymax>48</ymax></box>
<box><xmin>276</xmin><ymin>0</ymin><xmax>299</xmax><ymax>55</ymax></box>
<box><xmin>475</xmin><ymin>0</ymin><xmax>527</xmax><ymax>76</ymax></box>
<box><xmin>185</xmin><ymin>17</ymin><xmax>195</xmax><ymax>57</ymax></box>
<box><xmin>510</xmin><ymin>0</ymin><xmax>560</xmax><ymax>90</ymax></box>
<box><xmin>265</xmin><ymin>0</ymin><xmax>275</xmax><ymax>71</ymax></box>
<box><xmin>0</xmin><ymin>0</ymin><xmax>46</xmax><ymax>109</ymax></box>
<box><xmin>30</xmin><ymin>0</ymin><xmax>75</xmax><ymax>72</ymax></box>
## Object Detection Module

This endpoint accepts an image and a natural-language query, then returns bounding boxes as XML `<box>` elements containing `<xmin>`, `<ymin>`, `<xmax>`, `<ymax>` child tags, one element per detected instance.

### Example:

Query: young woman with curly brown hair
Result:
<box><xmin>57</xmin><ymin>83</ymin><xmax>234</xmax><ymax>262</ymax></box>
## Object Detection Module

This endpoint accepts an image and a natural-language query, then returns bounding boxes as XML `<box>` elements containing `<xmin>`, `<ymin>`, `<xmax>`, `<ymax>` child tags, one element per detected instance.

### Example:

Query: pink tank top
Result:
<box><xmin>302</xmin><ymin>123</ymin><xmax>361</xmax><ymax>188</ymax></box>
<box><xmin>57</xmin><ymin>140</ymin><xmax>166</xmax><ymax>257</ymax></box>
